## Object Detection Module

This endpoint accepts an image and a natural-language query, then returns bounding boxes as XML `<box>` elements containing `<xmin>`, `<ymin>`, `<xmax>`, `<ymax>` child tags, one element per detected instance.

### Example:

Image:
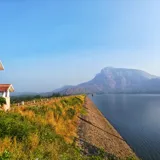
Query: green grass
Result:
<box><xmin>0</xmin><ymin>95</ymin><xmax>138</xmax><ymax>160</ymax></box>
<box><xmin>0</xmin><ymin>95</ymin><xmax>108</xmax><ymax>160</ymax></box>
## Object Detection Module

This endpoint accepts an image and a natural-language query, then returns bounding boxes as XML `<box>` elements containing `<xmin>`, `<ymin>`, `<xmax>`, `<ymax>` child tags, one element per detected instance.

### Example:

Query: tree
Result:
<box><xmin>0</xmin><ymin>97</ymin><xmax>6</xmax><ymax>107</ymax></box>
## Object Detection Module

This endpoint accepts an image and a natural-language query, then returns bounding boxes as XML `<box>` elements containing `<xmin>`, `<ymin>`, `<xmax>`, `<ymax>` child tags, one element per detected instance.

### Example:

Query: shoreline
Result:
<box><xmin>78</xmin><ymin>96</ymin><xmax>138</xmax><ymax>159</ymax></box>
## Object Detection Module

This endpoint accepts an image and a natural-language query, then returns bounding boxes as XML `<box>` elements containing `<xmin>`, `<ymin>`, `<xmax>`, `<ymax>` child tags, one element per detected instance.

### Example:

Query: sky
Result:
<box><xmin>0</xmin><ymin>0</ymin><xmax>160</xmax><ymax>92</ymax></box>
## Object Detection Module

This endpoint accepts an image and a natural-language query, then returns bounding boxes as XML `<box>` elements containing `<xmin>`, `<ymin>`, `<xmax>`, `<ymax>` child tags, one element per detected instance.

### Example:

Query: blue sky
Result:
<box><xmin>0</xmin><ymin>0</ymin><xmax>160</xmax><ymax>92</ymax></box>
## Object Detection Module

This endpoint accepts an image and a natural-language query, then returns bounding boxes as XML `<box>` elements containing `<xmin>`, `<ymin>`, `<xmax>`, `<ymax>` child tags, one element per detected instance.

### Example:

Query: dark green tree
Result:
<box><xmin>0</xmin><ymin>97</ymin><xmax>6</xmax><ymax>107</ymax></box>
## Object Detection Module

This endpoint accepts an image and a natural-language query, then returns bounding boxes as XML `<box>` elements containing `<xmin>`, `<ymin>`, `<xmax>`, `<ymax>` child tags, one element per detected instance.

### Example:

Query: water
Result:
<box><xmin>89</xmin><ymin>94</ymin><xmax>160</xmax><ymax>160</ymax></box>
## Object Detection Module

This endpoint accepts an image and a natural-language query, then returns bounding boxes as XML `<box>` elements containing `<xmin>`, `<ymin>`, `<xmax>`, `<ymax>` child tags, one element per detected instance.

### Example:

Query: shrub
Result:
<box><xmin>27</xmin><ymin>106</ymin><xmax>48</xmax><ymax>116</ymax></box>
<box><xmin>54</xmin><ymin>104</ymin><xmax>62</xmax><ymax>122</ymax></box>
<box><xmin>0</xmin><ymin>113</ymin><xmax>36</xmax><ymax>141</ymax></box>
<box><xmin>0</xmin><ymin>97</ymin><xmax>6</xmax><ymax>107</ymax></box>
<box><xmin>66</xmin><ymin>108</ymin><xmax>76</xmax><ymax>120</ymax></box>
<box><xmin>0</xmin><ymin>150</ymin><xmax>11</xmax><ymax>160</ymax></box>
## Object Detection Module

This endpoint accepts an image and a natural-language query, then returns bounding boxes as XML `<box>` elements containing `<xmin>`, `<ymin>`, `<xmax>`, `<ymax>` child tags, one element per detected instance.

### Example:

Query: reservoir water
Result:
<box><xmin>90</xmin><ymin>94</ymin><xmax>160</xmax><ymax>160</ymax></box>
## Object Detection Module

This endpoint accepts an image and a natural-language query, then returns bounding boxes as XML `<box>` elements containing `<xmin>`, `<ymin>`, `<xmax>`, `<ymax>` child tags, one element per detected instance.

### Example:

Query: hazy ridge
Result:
<box><xmin>55</xmin><ymin>67</ymin><xmax>160</xmax><ymax>95</ymax></box>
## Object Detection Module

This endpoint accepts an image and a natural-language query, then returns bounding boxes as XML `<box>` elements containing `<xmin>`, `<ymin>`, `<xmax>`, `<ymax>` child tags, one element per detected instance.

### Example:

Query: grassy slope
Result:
<box><xmin>0</xmin><ymin>95</ymin><xmax>137</xmax><ymax>160</ymax></box>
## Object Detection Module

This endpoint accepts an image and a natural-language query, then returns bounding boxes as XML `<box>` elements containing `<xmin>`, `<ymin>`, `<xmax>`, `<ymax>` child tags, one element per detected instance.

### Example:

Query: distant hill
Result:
<box><xmin>53</xmin><ymin>85</ymin><xmax>74</xmax><ymax>93</ymax></box>
<box><xmin>54</xmin><ymin>67</ymin><xmax>160</xmax><ymax>95</ymax></box>
<box><xmin>11</xmin><ymin>92</ymin><xmax>39</xmax><ymax>97</ymax></box>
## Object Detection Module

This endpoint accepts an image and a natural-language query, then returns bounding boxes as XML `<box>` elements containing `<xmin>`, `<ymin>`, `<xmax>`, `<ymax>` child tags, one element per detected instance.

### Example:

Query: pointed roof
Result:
<box><xmin>0</xmin><ymin>84</ymin><xmax>14</xmax><ymax>92</ymax></box>
<box><xmin>0</xmin><ymin>61</ymin><xmax>4</xmax><ymax>70</ymax></box>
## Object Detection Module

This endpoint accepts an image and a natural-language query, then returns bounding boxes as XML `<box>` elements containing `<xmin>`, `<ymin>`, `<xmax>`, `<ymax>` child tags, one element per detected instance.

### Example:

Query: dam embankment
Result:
<box><xmin>78</xmin><ymin>96</ymin><xmax>138</xmax><ymax>159</ymax></box>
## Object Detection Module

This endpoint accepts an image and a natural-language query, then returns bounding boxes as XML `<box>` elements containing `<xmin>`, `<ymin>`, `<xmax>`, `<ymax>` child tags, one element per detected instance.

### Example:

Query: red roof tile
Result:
<box><xmin>0</xmin><ymin>84</ymin><xmax>14</xmax><ymax>92</ymax></box>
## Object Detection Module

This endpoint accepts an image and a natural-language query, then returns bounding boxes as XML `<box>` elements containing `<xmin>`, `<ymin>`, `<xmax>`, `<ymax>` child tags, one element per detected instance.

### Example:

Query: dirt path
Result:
<box><xmin>78</xmin><ymin>96</ymin><xmax>138</xmax><ymax>159</ymax></box>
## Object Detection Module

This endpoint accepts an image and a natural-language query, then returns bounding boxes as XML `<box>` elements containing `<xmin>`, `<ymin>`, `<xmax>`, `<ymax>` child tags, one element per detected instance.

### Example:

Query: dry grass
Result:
<box><xmin>0</xmin><ymin>95</ymin><xmax>88</xmax><ymax>160</ymax></box>
<box><xmin>11</xmin><ymin>95</ymin><xmax>85</xmax><ymax>143</ymax></box>
<box><xmin>0</xmin><ymin>95</ymin><xmax>137</xmax><ymax>160</ymax></box>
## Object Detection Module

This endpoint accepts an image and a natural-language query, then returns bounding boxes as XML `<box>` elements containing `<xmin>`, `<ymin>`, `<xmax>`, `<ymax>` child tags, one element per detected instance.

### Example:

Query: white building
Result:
<box><xmin>0</xmin><ymin>61</ymin><xmax>14</xmax><ymax>111</ymax></box>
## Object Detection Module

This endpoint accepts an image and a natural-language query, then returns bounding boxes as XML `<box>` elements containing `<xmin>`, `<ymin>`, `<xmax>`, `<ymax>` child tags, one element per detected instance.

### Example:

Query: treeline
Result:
<box><xmin>11</xmin><ymin>93</ymin><xmax>64</xmax><ymax>104</ymax></box>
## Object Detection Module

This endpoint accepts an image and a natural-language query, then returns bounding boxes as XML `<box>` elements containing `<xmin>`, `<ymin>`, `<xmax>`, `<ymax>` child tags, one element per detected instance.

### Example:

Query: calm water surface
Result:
<box><xmin>90</xmin><ymin>94</ymin><xmax>160</xmax><ymax>160</ymax></box>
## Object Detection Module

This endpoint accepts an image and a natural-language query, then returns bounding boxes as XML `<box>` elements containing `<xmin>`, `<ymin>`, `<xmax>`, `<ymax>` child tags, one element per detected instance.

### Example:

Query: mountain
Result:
<box><xmin>54</xmin><ymin>67</ymin><xmax>160</xmax><ymax>95</ymax></box>
<box><xmin>53</xmin><ymin>85</ymin><xmax>74</xmax><ymax>93</ymax></box>
<box><xmin>40</xmin><ymin>85</ymin><xmax>74</xmax><ymax>97</ymax></box>
<box><xmin>138</xmin><ymin>78</ymin><xmax>160</xmax><ymax>92</ymax></box>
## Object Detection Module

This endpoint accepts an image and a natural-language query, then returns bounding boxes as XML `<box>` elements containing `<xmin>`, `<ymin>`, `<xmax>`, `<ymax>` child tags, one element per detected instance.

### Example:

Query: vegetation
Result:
<box><xmin>11</xmin><ymin>93</ymin><xmax>62</xmax><ymax>104</ymax></box>
<box><xmin>0</xmin><ymin>95</ymin><xmax>99</xmax><ymax>160</ymax></box>
<box><xmin>0</xmin><ymin>97</ymin><xmax>6</xmax><ymax>107</ymax></box>
<box><xmin>0</xmin><ymin>95</ymin><xmax>138</xmax><ymax>160</ymax></box>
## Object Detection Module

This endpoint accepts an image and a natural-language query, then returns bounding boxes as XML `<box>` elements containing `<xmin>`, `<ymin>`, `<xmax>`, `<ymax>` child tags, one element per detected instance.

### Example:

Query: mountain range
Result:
<box><xmin>12</xmin><ymin>67</ymin><xmax>160</xmax><ymax>97</ymax></box>
<box><xmin>54</xmin><ymin>67</ymin><xmax>160</xmax><ymax>95</ymax></box>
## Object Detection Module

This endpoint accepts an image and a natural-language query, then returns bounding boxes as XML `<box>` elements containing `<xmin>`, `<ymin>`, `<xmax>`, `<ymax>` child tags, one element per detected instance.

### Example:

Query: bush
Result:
<box><xmin>0</xmin><ymin>150</ymin><xmax>11</xmax><ymax>160</ymax></box>
<box><xmin>66</xmin><ymin>108</ymin><xmax>76</xmax><ymax>120</ymax></box>
<box><xmin>54</xmin><ymin>104</ymin><xmax>62</xmax><ymax>122</ymax></box>
<box><xmin>0</xmin><ymin>97</ymin><xmax>6</xmax><ymax>107</ymax></box>
<box><xmin>0</xmin><ymin>113</ymin><xmax>36</xmax><ymax>141</ymax></box>
<box><xmin>27</xmin><ymin>105</ymin><xmax>49</xmax><ymax>116</ymax></box>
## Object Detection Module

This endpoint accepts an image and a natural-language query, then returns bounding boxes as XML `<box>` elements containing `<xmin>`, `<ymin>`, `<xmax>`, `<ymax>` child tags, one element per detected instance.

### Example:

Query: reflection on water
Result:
<box><xmin>90</xmin><ymin>94</ymin><xmax>160</xmax><ymax>160</ymax></box>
